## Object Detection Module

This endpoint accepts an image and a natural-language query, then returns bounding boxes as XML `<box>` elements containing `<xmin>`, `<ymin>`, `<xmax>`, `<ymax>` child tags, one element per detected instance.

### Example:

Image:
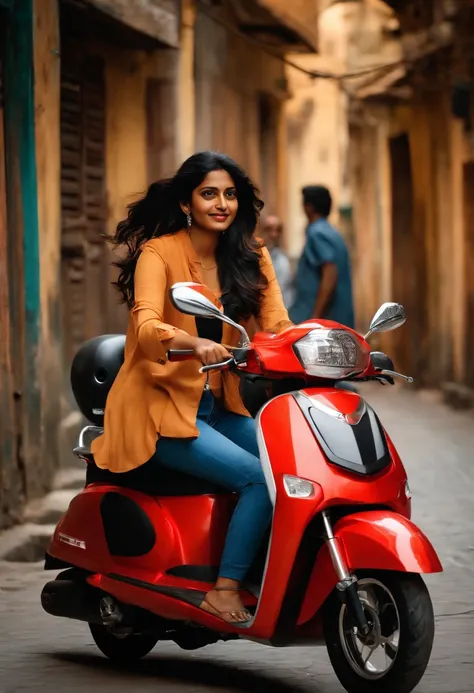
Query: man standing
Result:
<box><xmin>262</xmin><ymin>215</ymin><xmax>294</xmax><ymax>308</ymax></box>
<box><xmin>290</xmin><ymin>186</ymin><xmax>354</xmax><ymax>328</ymax></box>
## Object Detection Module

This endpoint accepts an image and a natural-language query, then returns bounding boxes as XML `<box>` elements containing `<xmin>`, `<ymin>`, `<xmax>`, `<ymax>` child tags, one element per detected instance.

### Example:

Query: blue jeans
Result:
<box><xmin>154</xmin><ymin>391</ymin><xmax>272</xmax><ymax>582</ymax></box>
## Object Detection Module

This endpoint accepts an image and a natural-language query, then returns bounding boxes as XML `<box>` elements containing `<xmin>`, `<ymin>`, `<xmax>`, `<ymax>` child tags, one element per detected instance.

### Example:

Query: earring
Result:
<box><xmin>186</xmin><ymin>213</ymin><xmax>192</xmax><ymax>229</ymax></box>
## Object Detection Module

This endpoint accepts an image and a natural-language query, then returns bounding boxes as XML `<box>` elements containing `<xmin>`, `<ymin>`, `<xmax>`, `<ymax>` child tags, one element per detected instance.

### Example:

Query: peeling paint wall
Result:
<box><xmin>34</xmin><ymin>0</ymin><xmax>62</xmax><ymax>493</ymax></box>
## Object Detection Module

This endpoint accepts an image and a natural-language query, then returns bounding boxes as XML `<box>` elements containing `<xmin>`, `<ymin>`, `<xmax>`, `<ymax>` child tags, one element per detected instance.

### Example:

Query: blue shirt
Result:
<box><xmin>289</xmin><ymin>218</ymin><xmax>355</xmax><ymax>328</ymax></box>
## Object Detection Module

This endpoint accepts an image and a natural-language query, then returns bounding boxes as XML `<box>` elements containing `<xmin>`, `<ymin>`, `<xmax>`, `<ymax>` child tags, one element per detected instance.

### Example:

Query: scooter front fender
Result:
<box><xmin>298</xmin><ymin>510</ymin><xmax>442</xmax><ymax>625</ymax></box>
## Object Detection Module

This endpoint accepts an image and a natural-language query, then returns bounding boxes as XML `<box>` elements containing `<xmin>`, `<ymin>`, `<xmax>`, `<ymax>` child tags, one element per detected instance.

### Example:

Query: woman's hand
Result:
<box><xmin>192</xmin><ymin>338</ymin><xmax>231</xmax><ymax>366</ymax></box>
<box><xmin>166</xmin><ymin>332</ymin><xmax>231</xmax><ymax>366</ymax></box>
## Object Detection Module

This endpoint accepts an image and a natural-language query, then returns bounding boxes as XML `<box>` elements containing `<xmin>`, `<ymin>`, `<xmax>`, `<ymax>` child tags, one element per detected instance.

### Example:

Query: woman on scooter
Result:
<box><xmin>91</xmin><ymin>151</ymin><xmax>292</xmax><ymax>624</ymax></box>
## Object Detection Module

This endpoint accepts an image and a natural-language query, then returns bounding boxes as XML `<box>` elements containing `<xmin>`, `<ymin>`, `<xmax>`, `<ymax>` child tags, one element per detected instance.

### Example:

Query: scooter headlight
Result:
<box><xmin>283</xmin><ymin>475</ymin><xmax>315</xmax><ymax>499</ymax></box>
<box><xmin>293</xmin><ymin>328</ymin><xmax>368</xmax><ymax>379</ymax></box>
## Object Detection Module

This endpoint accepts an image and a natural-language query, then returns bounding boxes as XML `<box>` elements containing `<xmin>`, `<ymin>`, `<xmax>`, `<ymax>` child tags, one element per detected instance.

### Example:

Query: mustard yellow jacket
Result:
<box><xmin>91</xmin><ymin>230</ymin><xmax>291</xmax><ymax>472</ymax></box>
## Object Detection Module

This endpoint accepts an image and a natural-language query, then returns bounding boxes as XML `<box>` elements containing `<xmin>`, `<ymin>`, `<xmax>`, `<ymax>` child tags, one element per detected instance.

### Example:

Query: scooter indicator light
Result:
<box><xmin>283</xmin><ymin>475</ymin><xmax>315</xmax><ymax>499</ymax></box>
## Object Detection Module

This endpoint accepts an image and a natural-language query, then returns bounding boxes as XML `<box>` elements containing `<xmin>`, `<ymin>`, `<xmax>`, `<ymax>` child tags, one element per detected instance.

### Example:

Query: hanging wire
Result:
<box><xmin>197</xmin><ymin>0</ymin><xmax>410</xmax><ymax>83</ymax></box>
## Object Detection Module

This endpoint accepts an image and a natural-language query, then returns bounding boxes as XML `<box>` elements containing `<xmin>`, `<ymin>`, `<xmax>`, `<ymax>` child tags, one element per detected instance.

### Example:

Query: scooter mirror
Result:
<box><xmin>365</xmin><ymin>302</ymin><xmax>406</xmax><ymax>339</ymax></box>
<box><xmin>170</xmin><ymin>284</ymin><xmax>222</xmax><ymax>319</ymax></box>
<box><xmin>169</xmin><ymin>283</ymin><xmax>251</xmax><ymax>347</ymax></box>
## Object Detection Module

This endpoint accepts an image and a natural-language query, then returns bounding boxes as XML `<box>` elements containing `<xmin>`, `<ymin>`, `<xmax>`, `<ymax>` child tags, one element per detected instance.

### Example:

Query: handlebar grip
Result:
<box><xmin>199</xmin><ymin>357</ymin><xmax>235</xmax><ymax>374</ymax></box>
<box><xmin>167</xmin><ymin>349</ymin><xmax>195</xmax><ymax>362</ymax></box>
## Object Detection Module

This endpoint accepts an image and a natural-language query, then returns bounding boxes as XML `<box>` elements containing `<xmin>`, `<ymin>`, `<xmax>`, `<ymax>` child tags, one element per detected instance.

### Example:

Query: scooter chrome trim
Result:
<box><xmin>255</xmin><ymin>399</ymin><xmax>278</xmax><ymax>506</ymax></box>
<box><xmin>322</xmin><ymin>511</ymin><xmax>352</xmax><ymax>584</ymax></box>
<box><xmin>58</xmin><ymin>532</ymin><xmax>86</xmax><ymax>550</ymax></box>
<box><xmin>78</xmin><ymin>425</ymin><xmax>103</xmax><ymax>449</ymax></box>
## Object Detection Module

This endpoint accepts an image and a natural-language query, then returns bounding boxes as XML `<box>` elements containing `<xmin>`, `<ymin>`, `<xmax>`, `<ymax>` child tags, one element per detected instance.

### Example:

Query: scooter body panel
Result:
<box><xmin>49</xmin><ymin>486</ymin><xmax>235</xmax><ymax>585</ymax></box>
<box><xmin>258</xmin><ymin>389</ymin><xmax>411</xmax><ymax>514</ymax></box>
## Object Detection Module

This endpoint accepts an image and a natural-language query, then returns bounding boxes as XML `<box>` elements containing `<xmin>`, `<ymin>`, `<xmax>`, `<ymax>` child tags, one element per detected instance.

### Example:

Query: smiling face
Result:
<box><xmin>183</xmin><ymin>169</ymin><xmax>238</xmax><ymax>234</ymax></box>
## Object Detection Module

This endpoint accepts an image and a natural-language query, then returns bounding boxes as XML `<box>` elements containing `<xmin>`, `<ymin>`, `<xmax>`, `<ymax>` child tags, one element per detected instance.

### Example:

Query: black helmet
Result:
<box><xmin>70</xmin><ymin>334</ymin><xmax>125</xmax><ymax>426</ymax></box>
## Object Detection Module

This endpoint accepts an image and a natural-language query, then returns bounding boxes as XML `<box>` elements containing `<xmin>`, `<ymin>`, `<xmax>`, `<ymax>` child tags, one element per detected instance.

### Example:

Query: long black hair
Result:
<box><xmin>111</xmin><ymin>151</ymin><xmax>267</xmax><ymax>321</ymax></box>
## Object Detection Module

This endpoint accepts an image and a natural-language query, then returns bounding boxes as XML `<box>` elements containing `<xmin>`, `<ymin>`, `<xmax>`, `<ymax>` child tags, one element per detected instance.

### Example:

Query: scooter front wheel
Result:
<box><xmin>323</xmin><ymin>571</ymin><xmax>435</xmax><ymax>693</ymax></box>
<box><xmin>89</xmin><ymin>623</ymin><xmax>159</xmax><ymax>662</ymax></box>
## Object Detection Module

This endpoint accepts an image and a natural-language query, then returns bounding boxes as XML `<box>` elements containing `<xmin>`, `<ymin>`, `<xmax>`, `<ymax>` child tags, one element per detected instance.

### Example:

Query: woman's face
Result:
<box><xmin>185</xmin><ymin>169</ymin><xmax>238</xmax><ymax>233</ymax></box>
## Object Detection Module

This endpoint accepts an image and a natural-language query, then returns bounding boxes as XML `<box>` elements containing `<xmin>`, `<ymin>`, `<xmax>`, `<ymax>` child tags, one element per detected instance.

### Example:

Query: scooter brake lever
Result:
<box><xmin>199</xmin><ymin>356</ymin><xmax>235</xmax><ymax>374</ymax></box>
<box><xmin>376</xmin><ymin>375</ymin><xmax>395</xmax><ymax>386</ymax></box>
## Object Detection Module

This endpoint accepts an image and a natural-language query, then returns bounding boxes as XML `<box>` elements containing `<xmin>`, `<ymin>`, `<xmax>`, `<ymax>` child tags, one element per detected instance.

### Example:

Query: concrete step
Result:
<box><xmin>0</xmin><ymin>523</ymin><xmax>56</xmax><ymax>563</ymax></box>
<box><xmin>53</xmin><ymin>467</ymin><xmax>85</xmax><ymax>492</ymax></box>
<box><xmin>0</xmin><ymin>464</ymin><xmax>84</xmax><ymax>564</ymax></box>
<box><xmin>23</xmin><ymin>489</ymin><xmax>78</xmax><ymax>526</ymax></box>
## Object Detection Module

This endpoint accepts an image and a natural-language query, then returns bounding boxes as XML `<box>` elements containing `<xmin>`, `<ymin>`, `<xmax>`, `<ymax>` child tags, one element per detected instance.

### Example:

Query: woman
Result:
<box><xmin>92</xmin><ymin>151</ymin><xmax>292</xmax><ymax>624</ymax></box>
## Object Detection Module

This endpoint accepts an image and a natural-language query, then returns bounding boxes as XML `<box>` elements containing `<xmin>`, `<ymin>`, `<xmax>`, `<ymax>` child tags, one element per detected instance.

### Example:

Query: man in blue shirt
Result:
<box><xmin>290</xmin><ymin>186</ymin><xmax>355</xmax><ymax>328</ymax></box>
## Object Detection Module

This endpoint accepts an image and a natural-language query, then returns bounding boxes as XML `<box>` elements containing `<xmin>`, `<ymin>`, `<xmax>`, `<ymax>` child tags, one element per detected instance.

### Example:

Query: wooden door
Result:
<box><xmin>60</xmin><ymin>45</ymin><xmax>108</xmax><ymax>371</ymax></box>
<box><xmin>463</xmin><ymin>161</ymin><xmax>474</xmax><ymax>388</ymax></box>
<box><xmin>389</xmin><ymin>133</ymin><xmax>423</xmax><ymax>379</ymax></box>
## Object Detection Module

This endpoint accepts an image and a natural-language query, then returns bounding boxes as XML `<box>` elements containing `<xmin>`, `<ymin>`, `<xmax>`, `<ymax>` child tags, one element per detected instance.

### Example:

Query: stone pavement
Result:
<box><xmin>0</xmin><ymin>384</ymin><xmax>473</xmax><ymax>693</ymax></box>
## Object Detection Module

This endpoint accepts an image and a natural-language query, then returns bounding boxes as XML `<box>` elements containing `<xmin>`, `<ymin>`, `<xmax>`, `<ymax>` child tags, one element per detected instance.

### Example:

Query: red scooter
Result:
<box><xmin>42</xmin><ymin>284</ymin><xmax>442</xmax><ymax>693</ymax></box>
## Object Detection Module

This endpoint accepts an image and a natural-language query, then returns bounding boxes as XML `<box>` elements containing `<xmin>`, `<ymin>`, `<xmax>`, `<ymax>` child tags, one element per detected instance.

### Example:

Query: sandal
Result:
<box><xmin>200</xmin><ymin>586</ymin><xmax>253</xmax><ymax>624</ymax></box>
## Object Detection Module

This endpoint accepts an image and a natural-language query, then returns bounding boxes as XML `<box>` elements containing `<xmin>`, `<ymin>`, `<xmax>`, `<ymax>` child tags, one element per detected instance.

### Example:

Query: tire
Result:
<box><xmin>323</xmin><ymin>571</ymin><xmax>435</xmax><ymax>693</ymax></box>
<box><xmin>89</xmin><ymin>623</ymin><xmax>159</xmax><ymax>662</ymax></box>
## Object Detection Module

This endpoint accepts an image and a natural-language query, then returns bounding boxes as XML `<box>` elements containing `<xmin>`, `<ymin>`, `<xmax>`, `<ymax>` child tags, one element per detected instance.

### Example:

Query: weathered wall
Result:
<box><xmin>348</xmin><ymin>114</ymin><xmax>386</xmax><ymax>335</ymax></box>
<box><xmin>33</xmin><ymin>0</ymin><xmax>62</xmax><ymax>482</ymax></box>
<box><xmin>285</xmin><ymin>43</ymin><xmax>346</xmax><ymax>260</ymax></box>
<box><xmin>176</xmin><ymin>0</ymin><xmax>196</xmax><ymax>163</ymax></box>
<box><xmin>283</xmin><ymin>0</ymin><xmax>402</xmax><ymax>263</ymax></box>
<box><xmin>194</xmin><ymin>9</ymin><xmax>288</xmax><ymax>220</ymax></box>
<box><xmin>343</xmin><ymin>0</ymin><xmax>474</xmax><ymax>395</ymax></box>
<box><xmin>347</xmin><ymin>59</ymin><xmax>469</xmax><ymax>390</ymax></box>
<box><xmin>257</xmin><ymin>0</ymin><xmax>319</xmax><ymax>52</ymax></box>
<box><xmin>89</xmin><ymin>40</ymin><xmax>180</xmax><ymax>331</ymax></box>
<box><xmin>85</xmin><ymin>0</ymin><xmax>180</xmax><ymax>47</ymax></box>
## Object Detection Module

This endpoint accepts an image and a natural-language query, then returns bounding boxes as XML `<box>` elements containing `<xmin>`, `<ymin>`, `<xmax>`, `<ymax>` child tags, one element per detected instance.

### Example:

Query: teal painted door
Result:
<box><xmin>0</xmin><ymin>8</ymin><xmax>23</xmax><ymax>528</ymax></box>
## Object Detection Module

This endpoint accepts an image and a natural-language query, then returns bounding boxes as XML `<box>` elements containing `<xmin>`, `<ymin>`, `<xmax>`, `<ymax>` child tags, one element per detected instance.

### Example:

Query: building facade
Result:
<box><xmin>0</xmin><ymin>0</ymin><xmax>318</xmax><ymax>528</ymax></box>
<box><xmin>344</xmin><ymin>0</ymin><xmax>474</xmax><ymax>402</ymax></box>
<box><xmin>0</xmin><ymin>0</ymin><xmax>182</xmax><ymax>528</ymax></box>
<box><xmin>297</xmin><ymin>0</ymin><xmax>474</xmax><ymax>405</ymax></box>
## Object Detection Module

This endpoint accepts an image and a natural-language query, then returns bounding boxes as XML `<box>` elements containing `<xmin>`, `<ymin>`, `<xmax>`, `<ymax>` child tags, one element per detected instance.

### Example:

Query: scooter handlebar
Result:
<box><xmin>167</xmin><ymin>349</ymin><xmax>195</xmax><ymax>362</ymax></box>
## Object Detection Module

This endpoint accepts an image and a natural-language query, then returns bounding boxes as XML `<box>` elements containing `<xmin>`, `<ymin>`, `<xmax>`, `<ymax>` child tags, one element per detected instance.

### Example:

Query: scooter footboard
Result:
<box><xmin>297</xmin><ymin>510</ymin><xmax>442</xmax><ymax>626</ymax></box>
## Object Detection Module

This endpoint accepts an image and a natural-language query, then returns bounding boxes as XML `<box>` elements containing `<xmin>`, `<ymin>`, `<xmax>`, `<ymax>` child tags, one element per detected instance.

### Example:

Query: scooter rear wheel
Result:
<box><xmin>89</xmin><ymin>623</ymin><xmax>159</xmax><ymax>663</ymax></box>
<box><xmin>323</xmin><ymin>571</ymin><xmax>435</xmax><ymax>693</ymax></box>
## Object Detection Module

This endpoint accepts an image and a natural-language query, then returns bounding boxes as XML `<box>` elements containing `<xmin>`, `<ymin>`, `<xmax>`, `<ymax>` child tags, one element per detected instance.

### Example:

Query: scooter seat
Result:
<box><xmin>84</xmin><ymin>454</ymin><xmax>228</xmax><ymax>497</ymax></box>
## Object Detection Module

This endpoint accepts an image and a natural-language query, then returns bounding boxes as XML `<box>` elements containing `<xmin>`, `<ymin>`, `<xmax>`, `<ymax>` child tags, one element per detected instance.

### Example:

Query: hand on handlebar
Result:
<box><xmin>193</xmin><ymin>338</ymin><xmax>232</xmax><ymax>367</ymax></box>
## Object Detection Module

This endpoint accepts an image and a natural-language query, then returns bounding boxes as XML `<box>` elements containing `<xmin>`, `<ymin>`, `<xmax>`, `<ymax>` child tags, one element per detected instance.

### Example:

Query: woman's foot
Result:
<box><xmin>200</xmin><ymin>587</ymin><xmax>252</xmax><ymax>624</ymax></box>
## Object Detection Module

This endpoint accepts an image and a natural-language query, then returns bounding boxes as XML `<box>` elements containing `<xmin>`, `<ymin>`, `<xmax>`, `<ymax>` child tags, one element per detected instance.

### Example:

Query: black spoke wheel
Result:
<box><xmin>323</xmin><ymin>571</ymin><xmax>435</xmax><ymax>693</ymax></box>
<box><xmin>89</xmin><ymin>623</ymin><xmax>159</xmax><ymax>662</ymax></box>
